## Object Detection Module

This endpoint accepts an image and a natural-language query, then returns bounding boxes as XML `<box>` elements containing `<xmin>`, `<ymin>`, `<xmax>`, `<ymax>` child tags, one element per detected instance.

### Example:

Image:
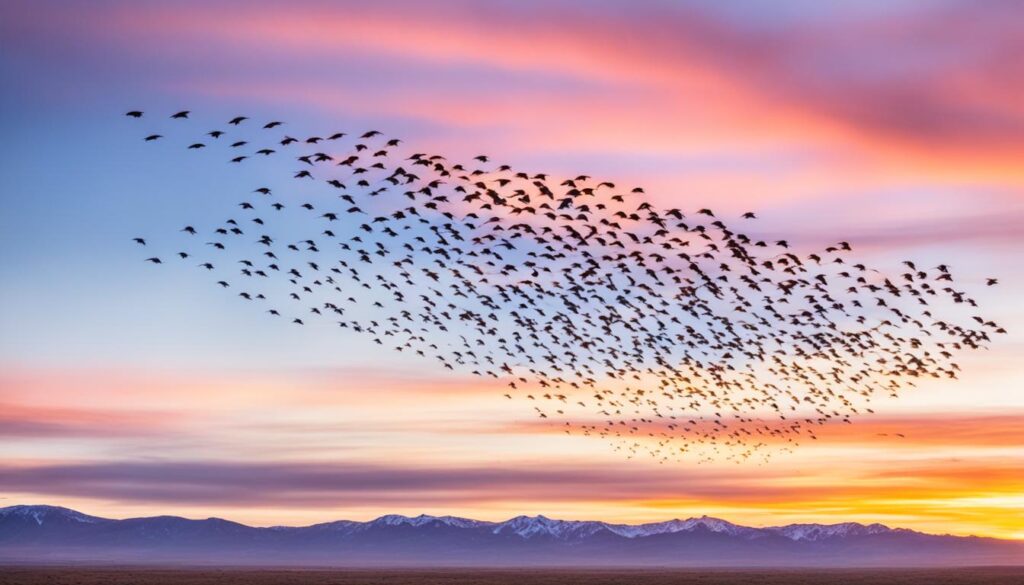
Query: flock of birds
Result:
<box><xmin>126</xmin><ymin>110</ymin><xmax>1004</xmax><ymax>463</ymax></box>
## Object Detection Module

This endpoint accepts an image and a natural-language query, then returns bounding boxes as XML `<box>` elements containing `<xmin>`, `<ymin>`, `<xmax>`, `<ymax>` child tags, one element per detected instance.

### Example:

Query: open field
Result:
<box><xmin>0</xmin><ymin>567</ymin><xmax>1021</xmax><ymax>585</ymax></box>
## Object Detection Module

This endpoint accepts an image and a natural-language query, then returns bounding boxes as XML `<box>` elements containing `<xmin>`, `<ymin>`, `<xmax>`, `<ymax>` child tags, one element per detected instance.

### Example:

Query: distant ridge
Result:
<box><xmin>1</xmin><ymin>505</ymin><xmax>1020</xmax><ymax>567</ymax></box>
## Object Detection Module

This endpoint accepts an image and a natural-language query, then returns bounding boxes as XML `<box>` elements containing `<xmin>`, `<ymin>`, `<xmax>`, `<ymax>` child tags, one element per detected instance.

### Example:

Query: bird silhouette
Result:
<box><xmin>128</xmin><ymin>111</ymin><xmax>1006</xmax><ymax>463</ymax></box>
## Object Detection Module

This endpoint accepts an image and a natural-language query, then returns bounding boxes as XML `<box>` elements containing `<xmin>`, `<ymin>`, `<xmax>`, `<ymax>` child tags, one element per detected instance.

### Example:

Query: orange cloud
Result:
<box><xmin>501</xmin><ymin>411</ymin><xmax>1024</xmax><ymax>449</ymax></box>
<box><xmin>8</xmin><ymin>0</ymin><xmax>1021</xmax><ymax>199</ymax></box>
<box><xmin>106</xmin><ymin>1</ymin><xmax>1024</xmax><ymax>185</ymax></box>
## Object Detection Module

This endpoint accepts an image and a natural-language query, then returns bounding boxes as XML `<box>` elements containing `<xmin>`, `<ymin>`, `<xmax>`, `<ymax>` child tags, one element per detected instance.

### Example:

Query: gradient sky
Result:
<box><xmin>0</xmin><ymin>0</ymin><xmax>1022</xmax><ymax>539</ymax></box>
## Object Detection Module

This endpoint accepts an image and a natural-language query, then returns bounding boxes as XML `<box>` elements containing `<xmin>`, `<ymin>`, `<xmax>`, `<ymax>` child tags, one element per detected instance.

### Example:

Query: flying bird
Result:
<box><xmin>125</xmin><ymin>110</ymin><xmax>1005</xmax><ymax>463</ymax></box>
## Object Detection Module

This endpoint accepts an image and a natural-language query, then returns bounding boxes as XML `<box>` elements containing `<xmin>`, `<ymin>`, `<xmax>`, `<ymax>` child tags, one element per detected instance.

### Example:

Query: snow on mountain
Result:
<box><xmin>0</xmin><ymin>505</ymin><xmax>897</xmax><ymax>542</ymax></box>
<box><xmin>0</xmin><ymin>505</ymin><xmax>905</xmax><ymax>542</ymax></box>
<box><xmin>492</xmin><ymin>515</ymin><xmax>609</xmax><ymax>539</ymax></box>
<box><xmin>0</xmin><ymin>504</ymin><xmax>105</xmax><ymax>526</ymax></box>
<box><xmin>297</xmin><ymin>514</ymin><xmax>489</xmax><ymax>536</ymax></box>
<box><xmin>2</xmin><ymin>504</ymin><xmax>1018</xmax><ymax>567</ymax></box>
<box><xmin>768</xmin><ymin>522</ymin><xmax>895</xmax><ymax>541</ymax></box>
<box><xmin>487</xmin><ymin>514</ymin><xmax>766</xmax><ymax>540</ymax></box>
<box><xmin>301</xmin><ymin>519</ymin><xmax>362</xmax><ymax>532</ymax></box>
<box><xmin>605</xmin><ymin>515</ymin><xmax>762</xmax><ymax>539</ymax></box>
<box><xmin>369</xmin><ymin>513</ymin><xmax>490</xmax><ymax>529</ymax></box>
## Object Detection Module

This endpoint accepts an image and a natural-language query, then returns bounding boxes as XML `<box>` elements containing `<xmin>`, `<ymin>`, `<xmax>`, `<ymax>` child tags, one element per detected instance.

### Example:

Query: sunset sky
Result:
<box><xmin>0</xmin><ymin>0</ymin><xmax>1022</xmax><ymax>540</ymax></box>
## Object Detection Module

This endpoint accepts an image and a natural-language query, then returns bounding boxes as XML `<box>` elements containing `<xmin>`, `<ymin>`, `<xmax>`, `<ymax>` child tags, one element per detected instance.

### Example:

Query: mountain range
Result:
<box><xmin>1</xmin><ymin>505</ymin><xmax>1020</xmax><ymax>567</ymax></box>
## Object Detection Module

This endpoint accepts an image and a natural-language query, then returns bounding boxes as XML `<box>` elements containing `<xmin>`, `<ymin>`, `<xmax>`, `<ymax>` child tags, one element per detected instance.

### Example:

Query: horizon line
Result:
<box><xmin>7</xmin><ymin>503</ymin><xmax>1014</xmax><ymax>541</ymax></box>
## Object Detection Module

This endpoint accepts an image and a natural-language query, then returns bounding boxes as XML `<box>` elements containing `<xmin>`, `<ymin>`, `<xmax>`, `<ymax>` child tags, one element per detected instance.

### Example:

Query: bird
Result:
<box><xmin>124</xmin><ymin>110</ymin><xmax>1004</xmax><ymax>464</ymax></box>
<box><xmin>125</xmin><ymin>111</ymin><xmax>143</xmax><ymax>118</ymax></box>
<box><xmin>132</xmin><ymin>237</ymin><xmax>146</xmax><ymax>245</ymax></box>
<box><xmin>144</xmin><ymin>134</ymin><xmax>162</xmax><ymax>141</ymax></box>
<box><xmin>171</xmin><ymin>110</ymin><xmax>190</xmax><ymax>119</ymax></box>
<box><xmin>229</xmin><ymin>116</ymin><xmax>248</xmax><ymax>125</ymax></box>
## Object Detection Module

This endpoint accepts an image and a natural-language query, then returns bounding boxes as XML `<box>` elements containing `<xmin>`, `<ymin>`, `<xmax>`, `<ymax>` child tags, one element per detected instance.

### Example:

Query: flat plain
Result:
<box><xmin>0</xmin><ymin>567</ymin><xmax>1022</xmax><ymax>585</ymax></box>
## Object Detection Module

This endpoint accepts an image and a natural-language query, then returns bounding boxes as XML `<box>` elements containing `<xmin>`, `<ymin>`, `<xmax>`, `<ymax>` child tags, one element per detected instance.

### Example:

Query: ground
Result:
<box><xmin>0</xmin><ymin>567</ymin><xmax>1022</xmax><ymax>585</ymax></box>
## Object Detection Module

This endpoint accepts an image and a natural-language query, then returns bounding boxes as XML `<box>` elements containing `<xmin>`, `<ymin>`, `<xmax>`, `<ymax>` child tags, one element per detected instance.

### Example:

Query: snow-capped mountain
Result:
<box><xmin>0</xmin><ymin>505</ymin><xmax>105</xmax><ymax>526</ymax></box>
<box><xmin>767</xmin><ymin>522</ymin><xmax>897</xmax><ymax>541</ymax></box>
<box><xmin>1</xmin><ymin>505</ymin><xmax>1019</xmax><ymax>567</ymax></box>
<box><xmin>603</xmin><ymin>515</ymin><xmax>761</xmax><ymax>539</ymax></box>
<box><xmin>369</xmin><ymin>513</ymin><xmax>488</xmax><ymax>530</ymax></box>
<box><xmin>493</xmin><ymin>515</ymin><xmax>610</xmax><ymax>539</ymax></box>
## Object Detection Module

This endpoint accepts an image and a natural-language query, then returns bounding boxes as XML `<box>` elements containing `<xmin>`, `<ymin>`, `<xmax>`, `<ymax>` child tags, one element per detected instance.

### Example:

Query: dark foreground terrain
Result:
<box><xmin>0</xmin><ymin>567</ymin><xmax>1022</xmax><ymax>585</ymax></box>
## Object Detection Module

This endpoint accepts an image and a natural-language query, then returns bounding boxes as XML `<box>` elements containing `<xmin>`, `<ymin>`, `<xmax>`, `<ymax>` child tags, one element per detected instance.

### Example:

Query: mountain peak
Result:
<box><xmin>682</xmin><ymin>515</ymin><xmax>750</xmax><ymax>533</ymax></box>
<box><xmin>768</xmin><ymin>521</ymin><xmax>896</xmax><ymax>541</ymax></box>
<box><xmin>1</xmin><ymin>504</ymin><xmax>1017</xmax><ymax>568</ymax></box>
<box><xmin>368</xmin><ymin>513</ymin><xmax>486</xmax><ymax>529</ymax></box>
<box><xmin>493</xmin><ymin>515</ymin><xmax>609</xmax><ymax>539</ymax></box>
<box><xmin>0</xmin><ymin>504</ymin><xmax>106</xmax><ymax>526</ymax></box>
<box><xmin>0</xmin><ymin>505</ymin><xmax>917</xmax><ymax>543</ymax></box>
<box><xmin>600</xmin><ymin>515</ymin><xmax>755</xmax><ymax>539</ymax></box>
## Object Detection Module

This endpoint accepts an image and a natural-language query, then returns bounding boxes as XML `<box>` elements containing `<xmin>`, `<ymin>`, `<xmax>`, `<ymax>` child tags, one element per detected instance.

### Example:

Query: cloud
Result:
<box><xmin>6</xmin><ymin>0</ymin><xmax>1022</xmax><ymax>175</ymax></box>
<box><xmin>0</xmin><ymin>364</ymin><xmax>502</xmax><ymax>413</ymax></box>
<box><xmin>133</xmin><ymin>0</ymin><xmax>1024</xmax><ymax>161</ymax></box>
<box><xmin>0</xmin><ymin>403</ymin><xmax>179</xmax><ymax>438</ymax></box>
<box><xmin>502</xmin><ymin>411</ymin><xmax>1024</xmax><ymax>448</ymax></box>
<box><xmin>0</xmin><ymin>459</ymin><xmax>788</xmax><ymax>509</ymax></box>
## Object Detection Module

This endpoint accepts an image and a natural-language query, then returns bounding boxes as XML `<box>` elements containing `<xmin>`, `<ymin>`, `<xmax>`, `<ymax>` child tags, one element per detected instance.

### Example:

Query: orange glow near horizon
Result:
<box><xmin>0</xmin><ymin>366</ymin><xmax>1021</xmax><ymax>539</ymax></box>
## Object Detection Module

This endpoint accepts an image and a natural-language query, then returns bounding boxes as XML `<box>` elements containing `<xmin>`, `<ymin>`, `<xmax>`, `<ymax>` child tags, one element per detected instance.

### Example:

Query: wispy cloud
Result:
<box><xmin>0</xmin><ymin>403</ymin><xmax>180</xmax><ymax>438</ymax></box>
<box><xmin>502</xmin><ymin>411</ymin><xmax>1024</xmax><ymax>448</ymax></box>
<box><xmin>0</xmin><ymin>459</ymin><xmax>768</xmax><ymax>507</ymax></box>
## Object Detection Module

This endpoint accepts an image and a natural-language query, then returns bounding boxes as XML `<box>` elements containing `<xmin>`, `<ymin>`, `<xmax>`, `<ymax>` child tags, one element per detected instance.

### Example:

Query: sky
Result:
<box><xmin>0</xmin><ymin>0</ymin><xmax>1022</xmax><ymax>539</ymax></box>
